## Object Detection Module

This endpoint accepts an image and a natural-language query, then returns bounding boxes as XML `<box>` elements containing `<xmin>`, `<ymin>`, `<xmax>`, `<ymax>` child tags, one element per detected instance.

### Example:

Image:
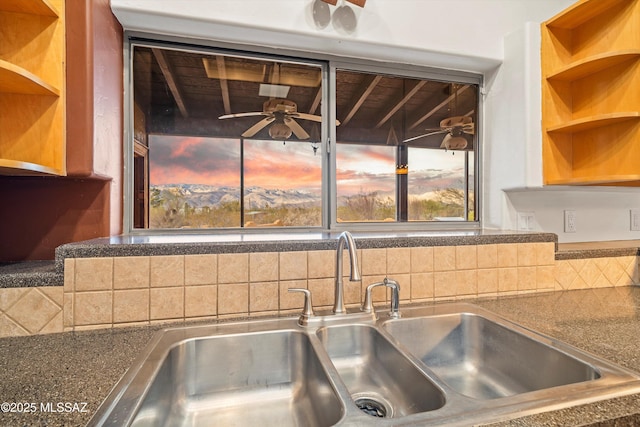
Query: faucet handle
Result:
<box><xmin>288</xmin><ymin>288</ymin><xmax>315</xmax><ymax>322</ymax></box>
<box><xmin>361</xmin><ymin>281</ymin><xmax>386</xmax><ymax>313</ymax></box>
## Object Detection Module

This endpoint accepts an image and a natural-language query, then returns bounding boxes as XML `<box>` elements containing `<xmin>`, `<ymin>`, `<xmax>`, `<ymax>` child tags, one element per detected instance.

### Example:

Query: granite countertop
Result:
<box><xmin>1</xmin><ymin>286</ymin><xmax>640</xmax><ymax>426</ymax></box>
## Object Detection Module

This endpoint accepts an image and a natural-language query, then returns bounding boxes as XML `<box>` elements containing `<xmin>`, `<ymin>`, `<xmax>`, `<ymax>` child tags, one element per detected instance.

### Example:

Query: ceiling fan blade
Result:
<box><xmin>462</xmin><ymin>123</ymin><xmax>475</xmax><ymax>134</ymax></box>
<box><xmin>242</xmin><ymin>117</ymin><xmax>274</xmax><ymax>138</ymax></box>
<box><xmin>219</xmin><ymin>112</ymin><xmax>266</xmax><ymax>119</ymax></box>
<box><xmin>285</xmin><ymin>118</ymin><xmax>310</xmax><ymax>140</ymax></box>
<box><xmin>321</xmin><ymin>0</ymin><xmax>338</xmax><ymax>4</ymax></box>
<box><xmin>293</xmin><ymin>112</ymin><xmax>341</xmax><ymax>126</ymax></box>
<box><xmin>403</xmin><ymin>130</ymin><xmax>446</xmax><ymax>143</ymax></box>
<box><xmin>347</xmin><ymin>0</ymin><xmax>366</xmax><ymax>6</ymax></box>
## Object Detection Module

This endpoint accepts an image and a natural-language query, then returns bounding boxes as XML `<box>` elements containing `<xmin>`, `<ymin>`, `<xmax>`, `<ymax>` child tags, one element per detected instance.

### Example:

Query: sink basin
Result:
<box><xmin>383</xmin><ymin>313</ymin><xmax>600</xmax><ymax>399</ymax></box>
<box><xmin>317</xmin><ymin>324</ymin><xmax>444</xmax><ymax>418</ymax></box>
<box><xmin>102</xmin><ymin>327</ymin><xmax>343</xmax><ymax>427</ymax></box>
<box><xmin>90</xmin><ymin>304</ymin><xmax>640</xmax><ymax>427</ymax></box>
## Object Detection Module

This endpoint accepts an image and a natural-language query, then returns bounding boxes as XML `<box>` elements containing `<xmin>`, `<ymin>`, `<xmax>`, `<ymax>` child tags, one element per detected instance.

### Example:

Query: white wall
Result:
<box><xmin>111</xmin><ymin>0</ymin><xmax>640</xmax><ymax>243</ymax></box>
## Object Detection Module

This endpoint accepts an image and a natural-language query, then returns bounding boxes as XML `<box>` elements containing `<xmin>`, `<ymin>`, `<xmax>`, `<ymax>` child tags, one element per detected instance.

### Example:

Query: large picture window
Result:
<box><xmin>129</xmin><ymin>43</ymin><xmax>479</xmax><ymax>231</ymax></box>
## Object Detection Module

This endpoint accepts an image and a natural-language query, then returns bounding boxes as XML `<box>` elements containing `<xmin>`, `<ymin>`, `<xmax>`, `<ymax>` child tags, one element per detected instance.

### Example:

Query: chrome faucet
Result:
<box><xmin>333</xmin><ymin>231</ymin><xmax>361</xmax><ymax>314</ymax></box>
<box><xmin>361</xmin><ymin>277</ymin><xmax>400</xmax><ymax>318</ymax></box>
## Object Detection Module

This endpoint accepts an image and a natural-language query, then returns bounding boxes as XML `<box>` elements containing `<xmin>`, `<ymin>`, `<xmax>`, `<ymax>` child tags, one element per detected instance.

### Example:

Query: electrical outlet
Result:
<box><xmin>631</xmin><ymin>209</ymin><xmax>640</xmax><ymax>231</ymax></box>
<box><xmin>564</xmin><ymin>210</ymin><xmax>577</xmax><ymax>233</ymax></box>
<box><xmin>517</xmin><ymin>212</ymin><xmax>535</xmax><ymax>231</ymax></box>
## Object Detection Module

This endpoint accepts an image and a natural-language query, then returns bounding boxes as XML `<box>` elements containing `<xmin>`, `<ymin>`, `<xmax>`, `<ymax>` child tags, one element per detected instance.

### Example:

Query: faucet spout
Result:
<box><xmin>333</xmin><ymin>231</ymin><xmax>361</xmax><ymax>314</ymax></box>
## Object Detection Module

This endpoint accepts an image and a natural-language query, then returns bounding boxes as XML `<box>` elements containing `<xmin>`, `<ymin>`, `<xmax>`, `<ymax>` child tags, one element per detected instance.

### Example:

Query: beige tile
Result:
<box><xmin>0</xmin><ymin>315</ymin><xmax>28</xmax><ymax>337</ymax></box>
<box><xmin>218</xmin><ymin>284</ymin><xmax>248</xmax><ymax>315</ymax></box>
<box><xmin>497</xmin><ymin>244</ymin><xmax>518</xmax><ymax>268</ymax></box>
<box><xmin>456</xmin><ymin>245</ymin><xmax>477</xmax><ymax>270</ymax></box>
<box><xmin>411</xmin><ymin>273</ymin><xmax>434</xmax><ymax>300</ymax></box>
<box><xmin>6</xmin><ymin>289</ymin><xmax>62</xmax><ymax>333</ymax></box>
<box><xmin>387</xmin><ymin>248</ymin><xmax>411</xmax><ymax>274</ymax></box>
<box><xmin>114</xmin><ymin>256</ymin><xmax>150</xmax><ymax>289</ymax></box>
<box><xmin>577</xmin><ymin>260</ymin><xmax>599</xmax><ymax>288</ymax></box>
<box><xmin>185</xmin><ymin>285</ymin><xmax>218</xmax><ymax>318</ymax></box>
<box><xmin>279</xmin><ymin>280</ymin><xmax>307</xmax><ymax>310</ymax></box>
<box><xmin>410</xmin><ymin>247</ymin><xmax>433</xmax><ymax>273</ymax></box>
<box><xmin>150</xmin><ymin>256</ymin><xmax>184</xmax><ymax>287</ymax></box>
<box><xmin>434</xmin><ymin>271</ymin><xmax>456</xmax><ymax>297</ymax></box>
<box><xmin>477</xmin><ymin>244</ymin><xmax>497</xmax><ymax>269</ymax></box>
<box><xmin>75</xmin><ymin>258</ymin><xmax>113</xmax><ymax>291</ymax></box>
<box><xmin>150</xmin><ymin>287</ymin><xmax>184</xmax><ymax>320</ymax></box>
<box><xmin>517</xmin><ymin>243</ymin><xmax>537</xmax><ymax>267</ymax></box>
<box><xmin>434</xmin><ymin>246</ymin><xmax>456</xmax><ymax>271</ymax></box>
<box><xmin>74</xmin><ymin>291</ymin><xmax>113</xmax><ymax>326</ymax></box>
<box><xmin>279</xmin><ymin>252</ymin><xmax>307</xmax><ymax>280</ymax></box>
<box><xmin>113</xmin><ymin>289</ymin><xmax>149</xmax><ymax>323</ymax></box>
<box><xmin>63</xmin><ymin>258</ymin><xmax>75</xmax><ymax>292</ymax></box>
<box><xmin>554</xmin><ymin>260</ymin><xmax>577</xmax><ymax>290</ymax></box>
<box><xmin>518</xmin><ymin>266</ymin><xmax>536</xmax><ymax>291</ymax></box>
<box><xmin>477</xmin><ymin>269</ymin><xmax>498</xmax><ymax>294</ymax></box>
<box><xmin>456</xmin><ymin>270</ymin><xmax>477</xmax><ymax>296</ymax></box>
<box><xmin>63</xmin><ymin>293</ymin><xmax>73</xmax><ymax>327</ymax></box>
<box><xmin>250</xmin><ymin>282</ymin><xmax>279</xmax><ymax>313</ymax></box>
<box><xmin>344</xmin><ymin>278</ymin><xmax>362</xmax><ymax>306</ymax></box>
<box><xmin>218</xmin><ymin>253</ymin><xmax>249</xmax><ymax>284</ymax></box>
<box><xmin>38</xmin><ymin>286</ymin><xmax>63</xmax><ymax>307</ymax></box>
<box><xmin>308</xmin><ymin>278</ymin><xmax>335</xmax><ymax>308</ymax></box>
<box><xmin>249</xmin><ymin>252</ymin><xmax>278</xmax><ymax>282</ymax></box>
<box><xmin>498</xmin><ymin>268</ymin><xmax>518</xmax><ymax>293</ymax></box>
<box><xmin>39</xmin><ymin>312</ymin><xmax>63</xmax><ymax>334</ymax></box>
<box><xmin>362</xmin><ymin>248</ymin><xmax>387</xmax><ymax>276</ymax></box>
<box><xmin>0</xmin><ymin>288</ymin><xmax>27</xmax><ymax>311</ymax></box>
<box><xmin>185</xmin><ymin>254</ymin><xmax>217</xmax><ymax>286</ymax></box>
<box><xmin>537</xmin><ymin>265</ymin><xmax>555</xmax><ymax>290</ymax></box>
<box><xmin>601</xmin><ymin>258</ymin><xmax>624</xmax><ymax>285</ymax></box>
<box><xmin>308</xmin><ymin>250</ymin><xmax>335</xmax><ymax>279</ymax></box>
<box><xmin>74</xmin><ymin>324</ymin><xmax>113</xmax><ymax>332</ymax></box>
<box><xmin>535</xmin><ymin>242</ymin><xmax>556</xmax><ymax>266</ymax></box>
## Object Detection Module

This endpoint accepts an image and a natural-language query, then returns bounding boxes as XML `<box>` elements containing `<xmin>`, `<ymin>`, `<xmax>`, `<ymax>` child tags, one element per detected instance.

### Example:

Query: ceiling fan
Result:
<box><xmin>403</xmin><ymin>116</ymin><xmax>475</xmax><ymax>150</ymax></box>
<box><xmin>219</xmin><ymin>99</ymin><xmax>329</xmax><ymax>140</ymax></box>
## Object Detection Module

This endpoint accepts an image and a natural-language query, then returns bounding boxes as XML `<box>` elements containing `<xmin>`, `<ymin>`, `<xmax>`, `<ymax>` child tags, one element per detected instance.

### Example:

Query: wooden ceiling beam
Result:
<box><xmin>151</xmin><ymin>48</ymin><xmax>189</xmax><ymax>118</ymax></box>
<box><xmin>408</xmin><ymin>84</ymin><xmax>470</xmax><ymax>130</ymax></box>
<box><xmin>374</xmin><ymin>80</ymin><xmax>426</xmax><ymax>129</ymax></box>
<box><xmin>308</xmin><ymin>87</ymin><xmax>322</xmax><ymax>115</ymax></box>
<box><xmin>340</xmin><ymin>74</ymin><xmax>382</xmax><ymax>126</ymax></box>
<box><xmin>216</xmin><ymin>56</ymin><xmax>232</xmax><ymax>115</ymax></box>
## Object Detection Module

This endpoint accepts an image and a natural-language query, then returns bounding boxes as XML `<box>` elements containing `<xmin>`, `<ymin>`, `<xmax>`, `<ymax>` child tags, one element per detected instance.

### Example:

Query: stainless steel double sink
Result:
<box><xmin>89</xmin><ymin>303</ymin><xmax>640</xmax><ymax>426</ymax></box>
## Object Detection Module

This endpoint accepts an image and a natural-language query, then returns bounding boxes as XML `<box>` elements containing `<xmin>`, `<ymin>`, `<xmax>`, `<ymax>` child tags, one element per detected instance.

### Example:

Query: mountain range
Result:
<box><xmin>152</xmin><ymin>169</ymin><xmax>468</xmax><ymax>210</ymax></box>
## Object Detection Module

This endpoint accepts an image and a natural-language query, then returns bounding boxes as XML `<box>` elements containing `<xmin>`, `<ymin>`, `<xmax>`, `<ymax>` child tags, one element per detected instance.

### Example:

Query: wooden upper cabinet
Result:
<box><xmin>0</xmin><ymin>0</ymin><xmax>66</xmax><ymax>176</ymax></box>
<box><xmin>541</xmin><ymin>0</ymin><xmax>640</xmax><ymax>186</ymax></box>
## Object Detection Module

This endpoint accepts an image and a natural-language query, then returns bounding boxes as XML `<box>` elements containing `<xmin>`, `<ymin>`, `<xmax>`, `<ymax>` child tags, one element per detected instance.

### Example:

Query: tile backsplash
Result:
<box><xmin>0</xmin><ymin>242</ymin><xmax>638</xmax><ymax>337</ymax></box>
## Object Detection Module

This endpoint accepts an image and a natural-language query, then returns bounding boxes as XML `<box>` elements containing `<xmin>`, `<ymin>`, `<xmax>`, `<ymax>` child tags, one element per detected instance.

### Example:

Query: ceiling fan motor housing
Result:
<box><xmin>263</xmin><ymin>99</ymin><xmax>297</xmax><ymax>114</ymax></box>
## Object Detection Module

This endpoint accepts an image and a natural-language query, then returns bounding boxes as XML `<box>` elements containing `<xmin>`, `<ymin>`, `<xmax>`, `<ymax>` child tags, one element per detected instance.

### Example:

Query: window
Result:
<box><xmin>128</xmin><ymin>42</ymin><xmax>480</xmax><ymax>231</ymax></box>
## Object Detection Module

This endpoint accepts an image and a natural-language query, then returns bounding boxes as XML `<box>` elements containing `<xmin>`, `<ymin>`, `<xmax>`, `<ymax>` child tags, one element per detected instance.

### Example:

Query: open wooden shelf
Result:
<box><xmin>0</xmin><ymin>0</ymin><xmax>65</xmax><ymax>176</ymax></box>
<box><xmin>0</xmin><ymin>60</ymin><xmax>59</xmax><ymax>96</ymax></box>
<box><xmin>0</xmin><ymin>158</ymin><xmax>63</xmax><ymax>176</ymax></box>
<box><xmin>546</xmin><ymin>175</ymin><xmax>640</xmax><ymax>186</ymax></box>
<box><xmin>541</xmin><ymin>0</ymin><xmax>640</xmax><ymax>187</ymax></box>
<box><xmin>546</xmin><ymin>112</ymin><xmax>640</xmax><ymax>134</ymax></box>
<box><xmin>546</xmin><ymin>50</ymin><xmax>640</xmax><ymax>81</ymax></box>
<box><xmin>0</xmin><ymin>0</ymin><xmax>58</xmax><ymax>17</ymax></box>
<box><xmin>546</xmin><ymin>0</ymin><xmax>627</xmax><ymax>29</ymax></box>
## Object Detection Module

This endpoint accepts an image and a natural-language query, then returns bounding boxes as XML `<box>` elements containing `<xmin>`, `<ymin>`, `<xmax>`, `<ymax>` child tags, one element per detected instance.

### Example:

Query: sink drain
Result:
<box><xmin>352</xmin><ymin>393</ymin><xmax>392</xmax><ymax>418</ymax></box>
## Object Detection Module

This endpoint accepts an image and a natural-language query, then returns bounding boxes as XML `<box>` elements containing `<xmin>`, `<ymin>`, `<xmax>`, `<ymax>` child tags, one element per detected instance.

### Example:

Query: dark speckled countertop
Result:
<box><xmin>1</xmin><ymin>287</ymin><xmax>640</xmax><ymax>426</ymax></box>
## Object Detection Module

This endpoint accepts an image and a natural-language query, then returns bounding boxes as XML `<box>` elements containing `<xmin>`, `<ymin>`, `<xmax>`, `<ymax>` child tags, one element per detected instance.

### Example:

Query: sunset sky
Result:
<box><xmin>149</xmin><ymin>135</ymin><xmax>465</xmax><ymax>196</ymax></box>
